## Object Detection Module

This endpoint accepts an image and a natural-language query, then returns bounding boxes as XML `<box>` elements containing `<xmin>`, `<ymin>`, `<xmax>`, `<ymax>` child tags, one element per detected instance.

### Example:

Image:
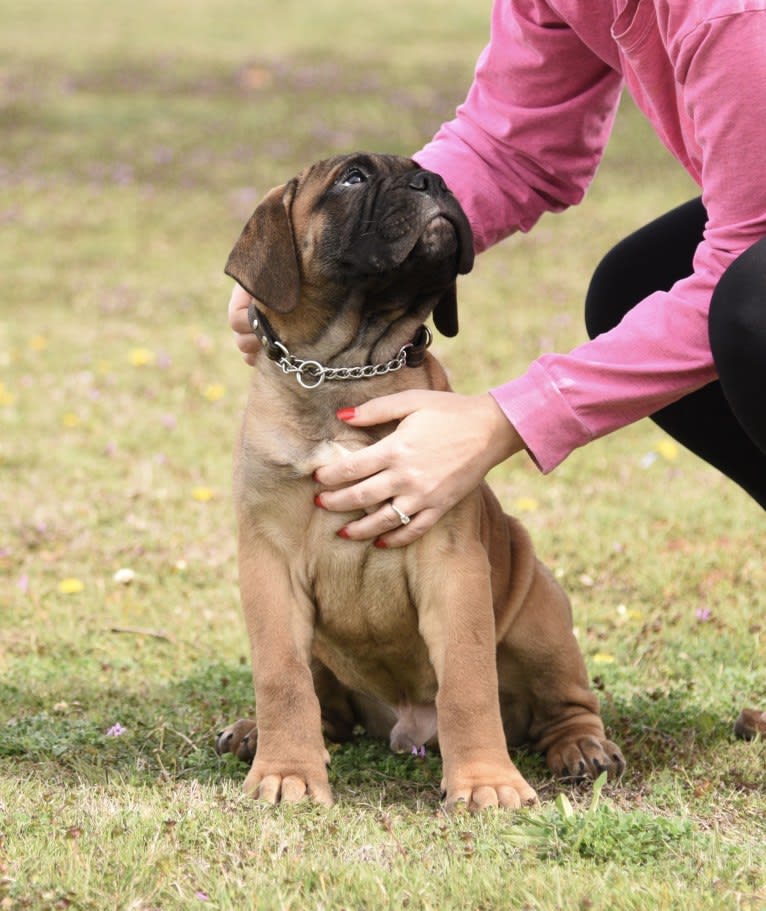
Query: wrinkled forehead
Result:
<box><xmin>294</xmin><ymin>153</ymin><xmax>418</xmax><ymax>200</ymax></box>
<box><xmin>285</xmin><ymin>153</ymin><xmax>419</xmax><ymax>255</ymax></box>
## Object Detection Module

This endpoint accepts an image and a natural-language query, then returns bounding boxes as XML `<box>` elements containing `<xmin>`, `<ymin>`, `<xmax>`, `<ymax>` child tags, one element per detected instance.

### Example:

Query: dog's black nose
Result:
<box><xmin>408</xmin><ymin>169</ymin><xmax>448</xmax><ymax>194</ymax></box>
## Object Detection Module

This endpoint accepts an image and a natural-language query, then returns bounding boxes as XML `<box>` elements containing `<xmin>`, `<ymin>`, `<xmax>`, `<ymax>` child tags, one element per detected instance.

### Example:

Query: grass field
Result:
<box><xmin>1</xmin><ymin>1</ymin><xmax>765</xmax><ymax>908</ymax></box>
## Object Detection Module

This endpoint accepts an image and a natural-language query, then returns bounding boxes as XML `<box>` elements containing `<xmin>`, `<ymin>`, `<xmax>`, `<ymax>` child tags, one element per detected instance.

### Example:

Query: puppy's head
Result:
<box><xmin>224</xmin><ymin>153</ymin><xmax>474</xmax><ymax>338</ymax></box>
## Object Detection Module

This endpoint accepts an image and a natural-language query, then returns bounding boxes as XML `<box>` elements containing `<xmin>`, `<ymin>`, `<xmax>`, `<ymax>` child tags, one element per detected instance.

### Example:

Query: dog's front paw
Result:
<box><xmin>244</xmin><ymin>756</ymin><xmax>334</xmax><ymax>807</ymax></box>
<box><xmin>546</xmin><ymin>734</ymin><xmax>625</xmax><ymax>781</ymax></box>
<box><xmin>215</xmin><ymin>718</ymin><xmax>258</xmax><ymax>762</ymax></box>
<box><xmin>441</xmin><ymin>759</ymin><xmax>538</xmax><ymax>811</ymax></box>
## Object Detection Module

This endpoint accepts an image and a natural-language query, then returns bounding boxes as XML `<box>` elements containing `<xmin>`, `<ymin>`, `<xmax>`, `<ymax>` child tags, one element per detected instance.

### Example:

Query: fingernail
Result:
<box><xmin>314</xmin><ymin>494</ymin><xmax>324</xmax><ymax>508</ymax></box>
<box><xmin>336</xmin><ymin>407</ymin><xmax>356</xmax><ymax>422</ymax></box>
<box><xmin>373</xmin><ymin>538</ymin><xmax>387</xmax><ymax>549</ymax></box>
<box><xmin>337</xmin><ymin>527</ymin><xmax>350</xmax><ymax>539</ymax></box>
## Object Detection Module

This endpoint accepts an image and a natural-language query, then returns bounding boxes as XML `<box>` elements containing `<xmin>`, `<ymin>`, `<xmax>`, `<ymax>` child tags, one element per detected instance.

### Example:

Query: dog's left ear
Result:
<box><xmin>432</xmin><ymin>285</ymin><xmax>459</xmax><ymax>337</ymax></box>
<box><xmin>224</xmin><ymin>180</ymin><xmax>300</xmax><ymax>313</ymax></box>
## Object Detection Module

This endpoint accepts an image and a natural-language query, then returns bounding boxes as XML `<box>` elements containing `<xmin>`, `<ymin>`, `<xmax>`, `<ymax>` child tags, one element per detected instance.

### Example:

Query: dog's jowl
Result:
<box><xmin>216</xmin><ymin>153</ymin><xmax>624</xmax><ymax>810</ymax></box>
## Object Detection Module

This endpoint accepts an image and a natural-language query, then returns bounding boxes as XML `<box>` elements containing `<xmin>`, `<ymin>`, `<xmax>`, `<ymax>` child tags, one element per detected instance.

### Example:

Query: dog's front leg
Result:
<box><xmin>238</xmin><ymin>531</ymin><xmax>332</xmax><ymax>806</ymax></box>
<box><xmin>418</xmin><ymin>545</ymin><xmax>538</xmax><ymax>811</ymax></box>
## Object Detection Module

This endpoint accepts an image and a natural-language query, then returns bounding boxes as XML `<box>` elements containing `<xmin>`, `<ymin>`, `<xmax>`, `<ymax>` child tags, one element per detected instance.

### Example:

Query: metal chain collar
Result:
<box><xmin>270</xmin><ymin>339</ymin><xmax>421</xmax><ymax>389</ymax></box>
<box><xmin>251</xmin><ymin>310</ymin><xmax>432</xmax><ymax>390</ymax></box>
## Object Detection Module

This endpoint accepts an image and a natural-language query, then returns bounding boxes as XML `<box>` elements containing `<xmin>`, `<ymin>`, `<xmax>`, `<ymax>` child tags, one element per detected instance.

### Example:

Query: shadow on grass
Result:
<box><xmin>5</xmin><ymin>658</ymin><xmax>762</xmax><ymax>812</ymax></box>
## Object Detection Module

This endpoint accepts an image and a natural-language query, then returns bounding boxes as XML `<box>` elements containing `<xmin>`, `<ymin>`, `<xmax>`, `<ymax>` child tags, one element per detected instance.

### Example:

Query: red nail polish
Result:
<box><xmin>373</xmin><ymin>538</ymin><xmax>387</xmax><ymax>549</ymax></box>
<box><xmin>337</xmin><ymin>527</ymin><xmax>350</xmax><ymax>539</ymax></box>
<box><xmin>336</xmin><ymin>407</ymin><xmax>356</xmax><ymax>422</ymax></box>
<box><xmin>314</xmin><ymin>494</ymin><xmax>324</xmax><ymax>508</ymax></box>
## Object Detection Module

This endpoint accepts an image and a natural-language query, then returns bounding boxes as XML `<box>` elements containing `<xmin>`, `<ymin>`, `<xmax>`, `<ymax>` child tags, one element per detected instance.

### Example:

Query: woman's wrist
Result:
<box><xmin>480</xmin><ymin>392</ymin><xmax>526</xmax><ymax>469</ymax></box>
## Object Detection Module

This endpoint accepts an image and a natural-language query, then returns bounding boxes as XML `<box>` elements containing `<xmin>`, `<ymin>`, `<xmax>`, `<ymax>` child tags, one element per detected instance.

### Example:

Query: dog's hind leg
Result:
<box><xmin>496</xmin><ymin>561</ymin><xmax>625</xmax><ymax>782</ymax></box>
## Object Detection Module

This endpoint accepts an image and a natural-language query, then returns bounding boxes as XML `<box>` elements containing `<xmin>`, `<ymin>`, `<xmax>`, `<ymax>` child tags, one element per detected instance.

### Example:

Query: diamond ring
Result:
<box><xmin>389</xmin><ymin>502</ymin><xmax>411</xmax><ymax>526</ymax></box>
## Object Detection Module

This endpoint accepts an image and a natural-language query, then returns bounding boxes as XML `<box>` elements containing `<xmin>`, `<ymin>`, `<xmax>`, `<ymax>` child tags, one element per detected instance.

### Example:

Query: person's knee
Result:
<box><xmin>585</xmin><ymin>199</ymin><xmax>706</xmax><ymax>342</ymax></box>
<box><xmin>709</xmin><ymin>237</ymin><xmax>766</xmax><ymax>371</ymax></box>
<box><xmin>584</xmin><ymin>244</ymin><xmax>627</xmax><ymax>340</ymax></box>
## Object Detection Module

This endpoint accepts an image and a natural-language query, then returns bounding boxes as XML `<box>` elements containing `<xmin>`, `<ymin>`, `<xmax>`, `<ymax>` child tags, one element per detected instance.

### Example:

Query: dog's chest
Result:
<box><xmin>240</xmin><ymin>432</ymin><xmax>439</xmax><ymax>703</ymax></box>
<box><xmin>309</xmin><ymin>538</ymin><xmax>437</xmax><ymax>705</ymax></box>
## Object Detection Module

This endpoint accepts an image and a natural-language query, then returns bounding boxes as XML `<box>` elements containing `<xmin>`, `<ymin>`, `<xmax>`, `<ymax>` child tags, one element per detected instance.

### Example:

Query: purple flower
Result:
<box><xmin>695</xmin><ymin>608</ymin><xmax>712</xmax><ymax>623</ymax></box>
<box><xmin>106</xmin><ymin>723</ymin><xmax>127</xmax><ymax>737</ymax></box>
<box><xmin>153</xmin><ymin>146</ymin><xmax>175</xmax><ymax>165</ymax></box>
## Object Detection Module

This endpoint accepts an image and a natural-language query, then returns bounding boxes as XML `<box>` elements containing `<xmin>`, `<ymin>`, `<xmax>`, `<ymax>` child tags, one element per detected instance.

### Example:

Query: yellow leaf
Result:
<box><xmin>202</xmin><ymin>383</ymin><xmax>226</xmax><ymax>402</ymax></box>
<box><xmin>654</xmin><ymin>439</ymin><xmax>679</xmax><ymax>461</ymax></box>
<box><xmin>592</xmin><ymin>653</ymin><xmax>616</xmax><ymax>664</ymax></box>
<box><xmin>192</xmin><ymin>486</ymin><xmax>214</xmax><ymax>502</ymax></box>
<box><xmin>129</xmin><ymin>347</ymin><xmax>155</xmax><ymax>367</ymax></box>
<box><xmin>0</xmin><ymin>383</ymin><xmax>15</xmax><ymax>407</ymax></box>
<box><xmin>514</xmin><ymin>496</ymin><xmax>539</xmax><ymax>513</ymax></box>
<box><xmin>58</xmin><ymin>578</ymin><xmax>84</xmax><ymax>595</ymax></box>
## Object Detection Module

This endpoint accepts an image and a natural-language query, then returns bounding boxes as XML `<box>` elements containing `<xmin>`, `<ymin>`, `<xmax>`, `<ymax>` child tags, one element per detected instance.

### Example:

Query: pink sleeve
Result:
<box><xmin>414</xmin><ymin>0</ymin><xmax>623</xmax><ymax>253</ymax></box>
<box><xmin>493</xmin><ymin>13</ymin><xmax>766</xmax><ymax>472</ymax></box>
<box><xmin>421</xmin><ymin>7</ymin><xmax>766</xmax><ymax>473</ymax></box>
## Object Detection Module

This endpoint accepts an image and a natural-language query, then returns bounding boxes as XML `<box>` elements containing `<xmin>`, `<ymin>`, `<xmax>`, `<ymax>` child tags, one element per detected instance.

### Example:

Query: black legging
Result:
<box><xmin>584</xmin><ymin>197</ymin><xmax>766</xmax><ymax>509</ymax></box>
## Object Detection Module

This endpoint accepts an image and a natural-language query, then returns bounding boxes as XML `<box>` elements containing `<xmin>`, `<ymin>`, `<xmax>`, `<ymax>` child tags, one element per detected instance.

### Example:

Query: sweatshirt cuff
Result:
<box><xmin>489</xmin><ymin>362</ymin><xmax>594</xmax><ymax>473</ymax></box>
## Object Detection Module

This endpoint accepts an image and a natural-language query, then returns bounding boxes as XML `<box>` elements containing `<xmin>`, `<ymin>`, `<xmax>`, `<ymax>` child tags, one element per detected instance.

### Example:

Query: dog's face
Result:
<box><xmin>225</xmin><ymin>153</ymin><xmax>474</xmax><ymax>338</ymax></box>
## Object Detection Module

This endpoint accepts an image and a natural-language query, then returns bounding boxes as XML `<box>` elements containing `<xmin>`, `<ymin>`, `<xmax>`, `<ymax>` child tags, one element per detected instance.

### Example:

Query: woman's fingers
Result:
<box><xmin>314</xmin><ymin>392</ymin><xmax>526</xmax><ymax>546</ymax></box>
<box><xmin>314</xmin><ymin>391</ymin><xmax>438</xmax><ymax>495</ymax></box>
<box><xmin>227</xmin><ymin>283</ymin><xmax>260</xmax><ymax>364</ymax></box>
<box><xmin>341</xmin><ymin>504</ymin><xmax>444</xmax><ymax>548</ymax></box>
<box><xmin>375</xmin><ymin>507</ymin><xmax>442</xmax><ymax>548</ymax></box>
<box><xmin>314</xmin><ymin>446</ymin><xmax>393</xmax><ymax>503</ymax></box>
<box><xmin>332</xmin><ymin>390</ymin><xmax>436</xmax><ymax>431</ymax></box>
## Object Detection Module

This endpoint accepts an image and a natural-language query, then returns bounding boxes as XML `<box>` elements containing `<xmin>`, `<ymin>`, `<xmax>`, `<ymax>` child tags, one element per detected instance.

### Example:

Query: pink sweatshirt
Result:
<box><xmin>414</xmin><ymin>0</ymin><xmax>766</xmax><ymax>472</ymax></box>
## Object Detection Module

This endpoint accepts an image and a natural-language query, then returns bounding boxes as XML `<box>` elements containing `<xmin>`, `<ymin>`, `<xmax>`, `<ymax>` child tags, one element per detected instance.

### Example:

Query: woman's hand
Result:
<box><xmin>313</xmin><ymin>390</ymin><xmax>525</xmax><ymax>546</ymax></box>
<box><xmin>228</xmin><ymin>282</ymin><xmax>260</xmax><ymax>365</ymax></box>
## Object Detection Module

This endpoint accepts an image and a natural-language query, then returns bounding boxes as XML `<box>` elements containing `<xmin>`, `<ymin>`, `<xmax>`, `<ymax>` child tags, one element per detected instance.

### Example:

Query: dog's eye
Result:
<box><xmin>339</xmin><ymin>168</ymin><xmax>367</xmax><ymax>186</ymax></box>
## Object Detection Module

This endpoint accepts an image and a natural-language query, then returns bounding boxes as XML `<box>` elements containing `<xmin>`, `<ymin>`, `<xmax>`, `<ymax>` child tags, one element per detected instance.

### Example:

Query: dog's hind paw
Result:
<box><xmin>734</xmin><ymin>707</ymin><xmax>766</xmax><ymax>740</ymax></box>
<box><xmin>215</xmin><ymin>718</ymin><xmax>258</xmax><ymax>762</ymax></box>
<box><xmin>546</xmin><ymin>734</ymin><xmax>625</xmax><ymax>782</ymax></box>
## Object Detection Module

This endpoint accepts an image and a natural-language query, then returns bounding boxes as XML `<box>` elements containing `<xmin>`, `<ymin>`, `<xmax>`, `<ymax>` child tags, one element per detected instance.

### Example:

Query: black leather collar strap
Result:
<box><xmin>247</xmin><ymin>302</ymin><xmax>285</xmax><ymax>362</ymax></box>
<box><xmin>403</xmin><ymin>325</ymin><xmax>431</xmax><ymax>367</ymax></box>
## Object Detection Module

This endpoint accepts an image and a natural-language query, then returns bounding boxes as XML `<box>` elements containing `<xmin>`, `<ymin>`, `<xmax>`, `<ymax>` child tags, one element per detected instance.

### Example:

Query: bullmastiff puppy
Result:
<box><xmin>216</xmin><ymin>153</ymin><xmax>624</xmax><ymax>810</ymax></box>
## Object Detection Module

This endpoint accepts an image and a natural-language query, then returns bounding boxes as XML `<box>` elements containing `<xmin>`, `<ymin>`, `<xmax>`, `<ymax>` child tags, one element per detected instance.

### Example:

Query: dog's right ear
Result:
<box><xmin>432</xmin><ymin>283</ymin><xmax>459</xmax><ymax>337</ymax></box>
<box><xmin>224</xmin><ymin>180</ymin><xmax>300</xmax><ymax>313</ymax></box>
